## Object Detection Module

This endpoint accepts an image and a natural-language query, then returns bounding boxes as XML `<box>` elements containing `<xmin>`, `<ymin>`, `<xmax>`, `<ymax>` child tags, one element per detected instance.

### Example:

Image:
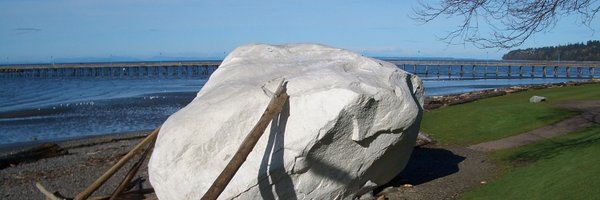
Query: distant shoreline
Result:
<box><xmin>0</xmin><ymin>60</ymin><xmax>222</xmax><ymax>69</ymax></box>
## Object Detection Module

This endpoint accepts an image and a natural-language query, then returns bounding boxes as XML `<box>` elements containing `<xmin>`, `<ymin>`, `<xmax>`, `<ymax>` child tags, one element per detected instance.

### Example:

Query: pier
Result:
<box><xmin>0</xmin><ymin>60</ymin><xmax>598</xmax><ymax>79</ymax></box>
<box><xmin>389</xmin><ymin>60</ymin><xmax>599</xmax><ymax>79</ymax></box>
<box><xmin>0</xmin><ymin>61</ymin><xmax>221</xmax><ymax>79</ymax></box>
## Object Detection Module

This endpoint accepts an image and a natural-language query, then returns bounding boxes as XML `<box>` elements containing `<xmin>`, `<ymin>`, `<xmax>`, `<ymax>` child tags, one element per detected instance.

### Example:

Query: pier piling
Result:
<box><xmin>413</xmin><ymin>64</ymin><xmax>417</xmax><ymax>74</ymax></box>
<box><xmin>519</xmin><ymin>66</ymin><xmax>523</xmax><ymax>78</ymax></box>
<box><xmin>495</xmin><ymin>65</ymin><xmax>499</xmax><ymax>79</ymax></box>
<box><xmin>543</xmin><ymin>66</ymin><xmax>547</xmax><ymax>78</ymax></box>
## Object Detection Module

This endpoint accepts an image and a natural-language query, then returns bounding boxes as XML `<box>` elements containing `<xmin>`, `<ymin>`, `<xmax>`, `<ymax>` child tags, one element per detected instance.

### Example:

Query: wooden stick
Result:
<box><xmin>201</xmin><ymin>79</ymin><xmax>288</xmax><ymax>200</ymax></box>
<box><xmin>35</xmin><ymin>182</ymin><xmax>63</xmax><ymax>200</ymax></box>
<box><xmin>109</xmin><ymin>138</ymin><xmax>155</xmax><ymax>200</ymax></box>
<box><xmin>74</xmin><ymin>126</ymin><xmax>161</xmax><ymax>200</ymax></box>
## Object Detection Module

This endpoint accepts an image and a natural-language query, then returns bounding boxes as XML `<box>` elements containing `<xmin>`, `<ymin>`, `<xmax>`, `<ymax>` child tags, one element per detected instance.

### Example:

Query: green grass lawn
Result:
<box><xmin>461</xmin><ymin>125</ymin><xmax>600</xmax><ymax>200</ymax></box>
<box><xmin>421</xmin><ymin>83</ymin><xmax>600</xmax><ymax>145</ymax></box>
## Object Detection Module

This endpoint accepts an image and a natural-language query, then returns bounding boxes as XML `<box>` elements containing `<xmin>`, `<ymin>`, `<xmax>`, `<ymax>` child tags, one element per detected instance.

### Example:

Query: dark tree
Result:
<box><xmin>502</xmin><ymin>40</ymin><xmax>600</xmax><ymax>61</ymax></box>
<box><xmin>413</xmin><ymin>0</ymin><xmax>600</xmax><ymax>48</ymax></box>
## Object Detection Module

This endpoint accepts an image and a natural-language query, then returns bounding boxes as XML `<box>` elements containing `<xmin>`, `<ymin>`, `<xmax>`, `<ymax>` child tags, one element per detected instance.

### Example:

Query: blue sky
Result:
<box><xmin>1</xmin><ymin>0</ymin><xmax>598</xmax><ymax>64</ymax></box>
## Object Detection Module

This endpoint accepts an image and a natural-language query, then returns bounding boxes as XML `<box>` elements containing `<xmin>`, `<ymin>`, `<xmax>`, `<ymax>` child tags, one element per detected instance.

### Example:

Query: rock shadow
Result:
<box><xmin>379</xmin><ymin>146</ymin><xmax>466</xmax><ymax>189</ymax></box>
<box><xmin>258</xmin><ymin>98</ymin><xmax>297</xmax><ymax>200</ymax></box>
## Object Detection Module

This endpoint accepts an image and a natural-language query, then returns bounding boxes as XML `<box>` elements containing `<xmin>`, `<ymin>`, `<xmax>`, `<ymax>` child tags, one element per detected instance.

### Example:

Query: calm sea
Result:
<box><xmin>0</xmin><ymin>63</ymin><xmax>590</xmax><ymax>146</ymax></box>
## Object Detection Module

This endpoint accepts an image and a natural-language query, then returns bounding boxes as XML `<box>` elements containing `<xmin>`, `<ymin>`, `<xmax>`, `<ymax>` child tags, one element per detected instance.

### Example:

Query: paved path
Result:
<box><xmin>469</xmin><ymin>100</ymin><xmax>600</xmax><ymax>152</ymax></box>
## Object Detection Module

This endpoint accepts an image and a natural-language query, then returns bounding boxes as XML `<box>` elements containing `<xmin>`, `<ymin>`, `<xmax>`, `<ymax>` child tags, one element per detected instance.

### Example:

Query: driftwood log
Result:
<box><xmin>446</xmin><ymin>90</ymin><xmax>507</xmax><ymax>106</ymax></box>
<box><xmin>201</xmin><ymin>79</ymin><xmax>289</xmax><ymax>200</ymax></box>
<box><xmin>35</xmin><ymin>127</ymin><xmax>159</xmax><ymax>200</ymax></box>
<box><xmin>73</xmin><ymin>127</ymin><xmax>161</xmax><ymax>200</ymax></box>
<box><xmin>109</xmin><ymin>139</ymin><xmax>155</xmax><ymax>200</ymax></box>
<box><xmin>35</xmin><ymin>182</ymin><xmax>65</xmax><ymax>200</ymax></box>
<box><xmin>424</xmin><ymin>90</ymin><xmax>507</xmax><ymax>110</ymax></box>
<box><xmin>0</xmin><ymin>143</ymin><xmax>67</xmax><ymax>169</ymax></box>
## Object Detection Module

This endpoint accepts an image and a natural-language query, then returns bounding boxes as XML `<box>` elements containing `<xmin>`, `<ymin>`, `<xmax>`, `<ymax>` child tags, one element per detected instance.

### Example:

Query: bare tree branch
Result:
<box><xmin>413</xmin><ymin>0</ymin><xmax>600</xmax><ymax>48</ymax></box>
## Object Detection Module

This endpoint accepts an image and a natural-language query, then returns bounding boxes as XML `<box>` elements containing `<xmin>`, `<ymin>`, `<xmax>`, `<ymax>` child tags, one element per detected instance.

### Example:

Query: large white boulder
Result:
<box><xmin>148</xmin><ymin>44</ymin><xmax>424</xmax><ymax>200</ymax></box>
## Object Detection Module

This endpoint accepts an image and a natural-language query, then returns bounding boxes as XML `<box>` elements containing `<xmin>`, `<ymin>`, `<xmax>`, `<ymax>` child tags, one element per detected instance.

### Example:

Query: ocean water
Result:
<box><xmin>0</xmin><ymin>65</ymin><xmax>590</xmax><ymax>146</ymax></box>
<box><xmin>0</xmin><ymin>77</ymin><xmax>206</xmax><ymax>145</ymax></box>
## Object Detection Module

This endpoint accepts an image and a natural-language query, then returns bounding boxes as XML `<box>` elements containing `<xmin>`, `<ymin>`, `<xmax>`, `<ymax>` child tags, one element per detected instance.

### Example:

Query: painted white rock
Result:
<box><xmin>148</xmin><ymin>44</ymin><xmax>424</xmax><ymax>200</ymax></box>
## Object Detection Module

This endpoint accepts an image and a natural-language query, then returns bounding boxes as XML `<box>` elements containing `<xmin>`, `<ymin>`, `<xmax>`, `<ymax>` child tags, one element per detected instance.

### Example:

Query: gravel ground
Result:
<box><xmin>0</xmin><ymin>133</ymin><xmax>493</xmax><ymax>200</ymax></box>
<box><xmin>375</xmin><ymin>144</ymin><xmax>495</xmax><ymax>200</ymax></box>
<box><xmin>0</xmin><ymin>131</ymin><xmax>154</xmax><ymax>200</ymax></box>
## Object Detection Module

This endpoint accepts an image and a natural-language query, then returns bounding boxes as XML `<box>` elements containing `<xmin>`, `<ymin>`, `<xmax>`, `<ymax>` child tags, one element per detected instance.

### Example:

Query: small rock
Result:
<box><xmin>529</xmin><ymin>96</ymin><xmax>547</xmax><ymax>103</ymax></box>
<box><xmin>376</xmin><ymin>186</ymin><xmax>401</xmax><ymax>197</ymax></box>
<box><xmin>358</xmin><ymin>192</ymin><xmax>376</xmax><ymax>200</ymax></box>
<box><xmin>402</xmin><ymin>183</ymin><xmax>413</xmax><ymax>188</ymax></box>
<box><xmin>416</xmin><ymin>131</ymin><xmax>434</xmax><ymax>146</ymax></box>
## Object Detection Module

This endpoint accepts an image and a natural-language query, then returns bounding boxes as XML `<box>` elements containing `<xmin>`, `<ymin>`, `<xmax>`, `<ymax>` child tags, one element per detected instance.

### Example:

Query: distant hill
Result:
<box><xmin>53</xmin><ymin>55</ymin><xmax>224</xmax><ymax>64</ymax></box>
<box><xmin>503</xmin><ymin>40</ymin><xmax>600</xmax><ymax>61</ymax></box>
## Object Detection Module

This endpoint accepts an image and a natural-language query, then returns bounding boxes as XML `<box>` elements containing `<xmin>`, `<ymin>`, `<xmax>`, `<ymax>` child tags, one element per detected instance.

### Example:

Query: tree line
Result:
<box><xmin>502</xmin><ymin>40</ymin><xmax>600</xmax><ymax>61</ymax></box>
